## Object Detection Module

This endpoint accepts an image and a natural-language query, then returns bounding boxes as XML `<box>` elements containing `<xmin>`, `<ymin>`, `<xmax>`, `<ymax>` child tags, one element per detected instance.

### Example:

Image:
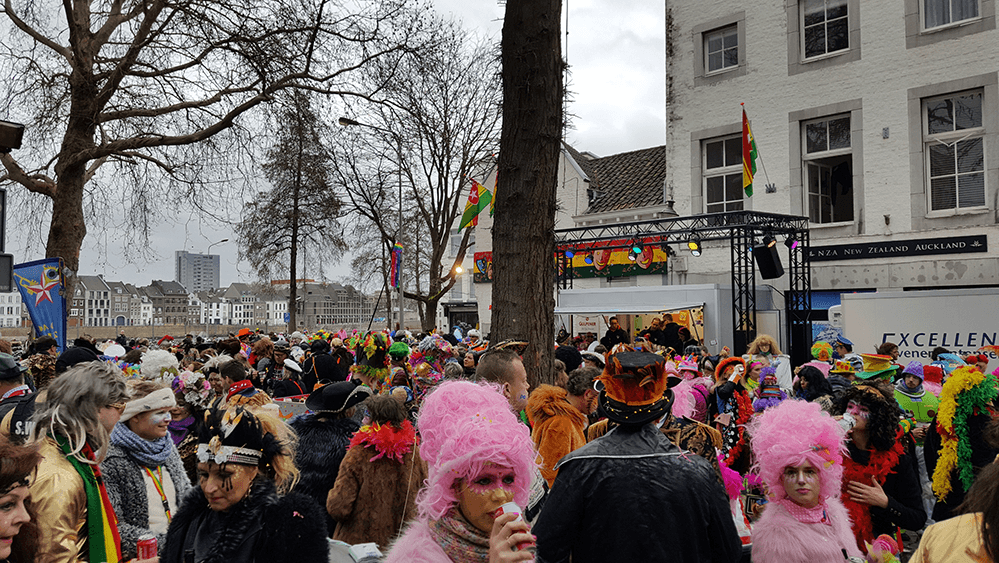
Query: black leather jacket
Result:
<box><xmin>533</xmin><ymin>423</ymin><xmax>742</xmax><ymax>563</ymax></box>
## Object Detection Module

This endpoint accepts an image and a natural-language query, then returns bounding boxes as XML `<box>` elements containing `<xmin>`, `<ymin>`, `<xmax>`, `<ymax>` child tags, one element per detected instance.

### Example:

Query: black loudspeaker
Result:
<box><xmin>752</xmin><ymin>245</ymin><xmax>784</xmax><ymax>279</ymax></box>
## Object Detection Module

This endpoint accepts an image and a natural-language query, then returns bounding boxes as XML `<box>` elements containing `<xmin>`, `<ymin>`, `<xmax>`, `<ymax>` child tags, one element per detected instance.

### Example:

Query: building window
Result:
<box><xmin>703</xmin><ymin>136</ymin><xmax>744</xmax><ymax>213</ymax></box>
<box><xmin>803</xmin><ymin>114</ymin><xmax>854</xmax><ymax>223</ymax></box>
<box><xmin>802</xmin><ymin>0</ymin><xmax>849</xmax><ymax>58</ymax></box>
<box><xmin>924</xmin><ymin>90</ymin><xmax>985</xmax><ymax>211</ymax></box>
<box><xmin>924</xmin><ymin>0</ymin><xmax>979</xmax><ymax>29</ymax></box>
<box><xmin>705</xmin><ymin>26</ymin><xmax>738</xmax><ymax>73</ymax></box>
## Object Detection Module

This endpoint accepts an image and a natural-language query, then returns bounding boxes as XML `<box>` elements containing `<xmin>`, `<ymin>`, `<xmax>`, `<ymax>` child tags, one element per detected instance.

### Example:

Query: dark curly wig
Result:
<box><xmin>835</xmin><ymin>382</ymin><xmax>902</xmax><ymax>451</ymax></box>
<box><xmin>798</xmin><ymin>365</ymin><xmax>834</xmax><ymax>401</ymax></box>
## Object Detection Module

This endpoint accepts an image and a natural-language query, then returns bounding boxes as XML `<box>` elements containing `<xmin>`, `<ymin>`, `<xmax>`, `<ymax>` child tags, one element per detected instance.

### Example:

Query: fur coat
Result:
<box><xmin>288</xmin><ymin>413</ymin><xmax>360</xmax><ymax>535</ymax></box>
<box><xmin>383</xmin><ymin>518</ymin><xmax>450</xmax><ymax>563</ymax></box>
<box><xmin>527</xmin><ymin>384</ymin><xmax>587</xmax><ymax>487</ymax></box>
<box><xmin>326</xmin><ymin>425</ymin><xmax>427</xmax><ymax>548</ymax></box>
<box><xmin>751</xmin><ymin>497</ymin><xmax>861</xmax><ymax>562</ymax></box>
<box><xmin>162</xmin><ymin>479</ymin><xmax>328</xmax><ymax>563</ymax></box>
<box><xmin>101</xmin><ymin>442</ymin><xmax>192</xmax><ymax>559</ymax></box>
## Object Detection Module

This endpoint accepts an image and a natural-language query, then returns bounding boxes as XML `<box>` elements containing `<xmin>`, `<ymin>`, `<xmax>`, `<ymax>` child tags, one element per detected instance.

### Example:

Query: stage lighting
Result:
<box><xmin>763</xmin><ymin>235</ymin><xmax>777</xmax><ymax>248</ymax></box>
<box><xmin>785</xmin><ymin>237</ymin><xmax>799</xmax><ymax>250</ymax></box>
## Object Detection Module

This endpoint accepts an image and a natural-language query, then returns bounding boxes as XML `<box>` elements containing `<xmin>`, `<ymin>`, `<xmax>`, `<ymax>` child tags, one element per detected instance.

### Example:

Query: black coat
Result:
<box><xmin>533</xmin><ymin>423</ymin><xmax>742</xmax><ymax>563</ymax></box>
<box><xmin>599</xmin><ymin>328</ymin><xmax>630</xmax><ymax>349</ymax></box>
<box><xmin>847</xmin><ymin>441</ymin><xmax>926</xmax><ymax>536</ymax></box>
<box><xmin>162</xmin><ymin>479</ymin><xmax>327</xmax><ymax>563</ymax></box>
<box><xmin>289</xmin><ymin>413</ymin><xmax>360</xmax><ymax>536</ymax></box>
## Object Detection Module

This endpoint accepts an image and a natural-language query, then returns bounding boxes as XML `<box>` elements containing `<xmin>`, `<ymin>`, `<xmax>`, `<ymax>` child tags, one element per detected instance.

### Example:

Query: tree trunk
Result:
<box><xmin>493</xmin><ymin>0</ymin><xmax>563</xmax><ymax>388</ymax></box>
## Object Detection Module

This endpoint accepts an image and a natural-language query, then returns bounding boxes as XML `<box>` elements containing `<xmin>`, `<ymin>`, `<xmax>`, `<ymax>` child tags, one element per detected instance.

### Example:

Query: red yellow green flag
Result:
<box><xmin>459</xmin><ymin>178</ymin><xmax>492</xmax><ymax>229</ymax></box>
<box><xmin>742</xmin><ymin>107</ymin><xmax>758</xmax><ymax>198</ymax></box>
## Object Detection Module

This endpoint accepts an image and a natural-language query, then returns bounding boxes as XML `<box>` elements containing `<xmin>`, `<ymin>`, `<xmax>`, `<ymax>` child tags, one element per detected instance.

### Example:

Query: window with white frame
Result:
<box><xmin>924</xmin><ymin>90</ymin><xmax>985</xmax><ymax>211</ymax></box>
<box><xmin>803</xmin><ymin>114</ymin><xmax>854</xmax><ymax>223</ymax></box>
<box><xmin>703</xmin><ymin>136</ymin><xmax>744</xmax><ymax>214</ymax></box>
<box><xmin>924</xmin><ymin>0</ymin><xmax>979</xmax><ymax>29</ymax></box>
<box><xmin>705</xmin><ymin>26</ymin><xmax>738</xmax><ymax>73</ymax></box>
<box><xmin>802</xmin><ymin>0</ymin><xmax>849</xmax><ymax>58</ymax></box>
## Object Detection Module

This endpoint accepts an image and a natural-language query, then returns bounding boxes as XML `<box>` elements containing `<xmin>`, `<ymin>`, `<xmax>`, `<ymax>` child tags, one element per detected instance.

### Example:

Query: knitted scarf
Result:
<box><xmin>719</xmin><ymin>389</ymin><xmax>753</xmax><ymax>468</ymax></box>
<box><xmin>168</xmin><ymin>416</ymin><xmax>195</xmax><ymax>446</ymax></box>
<box><xmin>775</xmin><ymin>497</ymin><xmax>831</xmax><ymax>525</ymax></box>
<box><xmin>840</xmin><ymin>430</ymin><xmax>904</xmax><ymax>552</ymax></box>
<box><xmin>55</xmin><ymin>435</ymin><xmax>123</xmax><ymax>563</ymax></box>
<box><xmin>110</xmin><ymin>422</ymin><xmax>174</xmax><ymax>468</ymax></box>
<box><xmin>428</xmin><ymin>508</ymin><xmax>490</xmax><ymax>563</ymax></box>
<box><xmin>348</xmin><ymin>420</ymin><xmax>417</xmax><ymax>463</ymax></box>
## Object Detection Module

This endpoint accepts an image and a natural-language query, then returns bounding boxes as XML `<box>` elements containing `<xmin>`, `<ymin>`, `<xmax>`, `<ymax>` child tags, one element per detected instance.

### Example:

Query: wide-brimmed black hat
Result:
<box><xmin>305</xmin><ymin>381</ymin><xmax>372</xmax><ymax>414</ymax></box>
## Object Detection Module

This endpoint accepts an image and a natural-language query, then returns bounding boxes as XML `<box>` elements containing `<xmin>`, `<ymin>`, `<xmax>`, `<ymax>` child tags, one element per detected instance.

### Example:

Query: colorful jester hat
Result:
<box><xmin>931</xmin><ymin>365</ymin><xmax>998</xmax><ymax>501</ymax></box>
<box><xmin>350</xmin><ymin>332</ymin><xmax>392</xmax><ymax>392</ymax></box>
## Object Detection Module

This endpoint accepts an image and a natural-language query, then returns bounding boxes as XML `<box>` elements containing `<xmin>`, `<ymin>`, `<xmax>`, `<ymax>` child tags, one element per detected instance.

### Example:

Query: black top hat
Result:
<box><xmin>305</xmin><ymin>381</ymin><xmax>373</xmax><ymax>414</ymax></box>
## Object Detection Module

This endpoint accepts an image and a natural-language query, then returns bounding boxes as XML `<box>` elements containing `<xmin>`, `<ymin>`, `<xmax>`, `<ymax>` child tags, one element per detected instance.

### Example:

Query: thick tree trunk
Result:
<box><xmin>493</xmin><ymin>0</ymin><xmax>563</xmax><ymax>388</ymax></box>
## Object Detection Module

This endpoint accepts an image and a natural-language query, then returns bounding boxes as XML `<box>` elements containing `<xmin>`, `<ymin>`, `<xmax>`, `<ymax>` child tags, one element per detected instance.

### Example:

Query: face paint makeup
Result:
<box><xmin>846</xmin><ymin>401</ymin><xmax>870</xmax><ymax>420</ymax></box>
<box><xmin>782</xmin><ymin>460</ymin><xmax>821</xmax><ymax>508</ymax></box>
<box><xmin>198</xmin><ymin>462</ymin><xmax>258</xmax><ymax>512</ymax></box>
<box><xmin>149</xmin><ymin>411</ymin><xmax>173</xmax><ymax>425</ymax></box>
<box><xmin>456</xmin><ymin>464</ymin><xmax>518</xmax><ymax>534</ymax></box>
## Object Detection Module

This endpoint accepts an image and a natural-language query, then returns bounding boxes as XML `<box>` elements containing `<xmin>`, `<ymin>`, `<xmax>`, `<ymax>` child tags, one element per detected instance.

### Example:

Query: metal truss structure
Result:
<box><xmin>554</xmin><ymin>211</ymin><xmax>813</xmax><ymax>365</ymax></box>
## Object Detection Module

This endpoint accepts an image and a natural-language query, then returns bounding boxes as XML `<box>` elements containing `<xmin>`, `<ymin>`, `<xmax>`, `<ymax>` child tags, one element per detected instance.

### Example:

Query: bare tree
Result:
<box><xmin>235</xmin><ymin>91</ymin><xmax>343</xmax><ymax>330</ymax></box>
<box><xmin>0</xmin><ymin>0</ymin><xmax>427</xmax><ymax>295</ymax></box>
<box><xmin>332</xmin><ymin>23</ymin><xmax>501</xmax><ymax>332</ymax></box>
<box><xmin>493</xmin><ymin>0</ymin><xmax>564</xmax><ymax>387</ymax></box>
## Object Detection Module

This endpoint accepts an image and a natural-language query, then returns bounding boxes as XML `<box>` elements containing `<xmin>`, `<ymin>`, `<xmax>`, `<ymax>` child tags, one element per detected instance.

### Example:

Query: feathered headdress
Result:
<box><xmin>350</xmin><ymin>332</ymin><xmax>391</xmax><ymax>392</ymax></box>
<box><xmin>931</xmin><ymin>366</ymin><xmax>998</xmax><ymax>501</ymax></box>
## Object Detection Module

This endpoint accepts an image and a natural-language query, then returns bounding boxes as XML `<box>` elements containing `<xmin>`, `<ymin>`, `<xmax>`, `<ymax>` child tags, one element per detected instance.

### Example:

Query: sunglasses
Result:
<box><xmin>106</xmin><ymin>402</ymin><xmax>126</xmax><ymax>413</ymax></box>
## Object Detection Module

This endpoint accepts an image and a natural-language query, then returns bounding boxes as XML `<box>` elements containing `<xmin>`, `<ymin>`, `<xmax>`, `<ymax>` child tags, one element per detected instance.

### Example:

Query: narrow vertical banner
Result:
<box><xmin>390</xmin><ymin>242</ymin><xmax>403</xmax><ymax>288</ymax></box>
<box><xmin>14</xmin><ymin>258</ymin><xmax>67</xmax><ymax>351</ymax></box>
<box><xmin>742</xmin><ymin>106</ymin><xmax>758</xmax><ymax>198</ymax></box>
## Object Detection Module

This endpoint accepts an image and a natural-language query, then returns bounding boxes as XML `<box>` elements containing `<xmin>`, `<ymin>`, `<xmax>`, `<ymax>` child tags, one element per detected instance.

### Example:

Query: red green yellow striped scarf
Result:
<box><xmin>55</xmin><ymin>435</ymin><xmax>123</xmax><ymax>563</ymax></box>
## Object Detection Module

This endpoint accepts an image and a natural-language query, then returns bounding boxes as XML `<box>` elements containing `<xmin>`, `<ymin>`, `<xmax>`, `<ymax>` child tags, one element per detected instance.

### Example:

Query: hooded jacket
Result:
<box><xmin>533</xmin><ymin>423</ymin><xmax>742</xmax><ymax>563</ymax></box>
<box><xmin>162</xmin><ymin>479</ymin><xmax>328</xmax><ymax>563</ymax></box>
<box><xmin>526</xmin><ymin>385</ymin><xmax>588</xmax><ymax>487</ymax></box>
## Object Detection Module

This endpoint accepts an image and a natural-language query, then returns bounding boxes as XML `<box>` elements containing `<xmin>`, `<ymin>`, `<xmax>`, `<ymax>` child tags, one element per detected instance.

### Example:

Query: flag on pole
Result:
<box><xmin>390</xmin><ymin>242</ymin><xmax>403</xmax><ymax>288</ymax></box>
<box><xmin>742</xmin><ymin>106</ymin><xmax>758</xmax><ymax>198</ymax></box>
<box><xmin>459</xmin><ymin>178</ymin><xmax>492</xmax><ymax>229</ymax></box>
<box><xmin>14</xmin><ymin>258</ymin><xmax>67</xmax><ymax>352</ymax></box>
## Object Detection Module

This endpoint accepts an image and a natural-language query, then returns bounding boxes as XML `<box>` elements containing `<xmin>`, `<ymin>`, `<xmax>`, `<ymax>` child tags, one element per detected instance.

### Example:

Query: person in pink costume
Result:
<box><xmin>383</xmin><ymin>380</ymin><xmax>537</xmax><ymax>563</ymax></box>
<box><xmin>749</xmin><ymin>399</ymin><xmax>862</xmax><ymax>562</ymax></box>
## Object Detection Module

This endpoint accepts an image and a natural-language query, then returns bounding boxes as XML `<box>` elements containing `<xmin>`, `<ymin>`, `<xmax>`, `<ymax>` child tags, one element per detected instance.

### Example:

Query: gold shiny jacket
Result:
<box><xmin>32</xmin><ymin>436</ymin><xmax>88</xmax><ymax>563</ymax></box>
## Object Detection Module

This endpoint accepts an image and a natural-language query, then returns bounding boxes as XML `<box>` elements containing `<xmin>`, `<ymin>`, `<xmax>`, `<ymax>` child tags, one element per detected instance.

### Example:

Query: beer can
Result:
<box><xmin>494</xmin><ymin>502</ymin><xmax>535</xmax><ymax>553</ymax></box>
<box><xmin>137</xmin><ymin>534</ymin><xmax>157</xmax><ymax>559</ymax></box>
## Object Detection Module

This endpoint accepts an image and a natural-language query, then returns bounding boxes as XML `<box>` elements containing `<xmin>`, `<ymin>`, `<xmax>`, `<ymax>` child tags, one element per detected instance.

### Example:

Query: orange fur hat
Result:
<box><xmin>597</xmin><ymin>346</ymin><xmax>672</xmax><ymax>424</ymax></box>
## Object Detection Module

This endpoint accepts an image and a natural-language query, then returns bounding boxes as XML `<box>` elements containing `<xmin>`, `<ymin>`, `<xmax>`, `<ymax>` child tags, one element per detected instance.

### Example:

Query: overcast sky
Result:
<box><xmin>9</xmin><ymin>0</ymin><xmax>668</xmax><ymax>291</ymax></box>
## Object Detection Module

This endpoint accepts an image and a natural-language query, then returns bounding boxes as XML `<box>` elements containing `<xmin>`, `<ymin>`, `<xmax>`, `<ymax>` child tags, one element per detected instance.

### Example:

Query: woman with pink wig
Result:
<box><xmin>749</xmin><ymin>400</ymin><xmax>862</xmax><ymax>562</ymax></box>
<box><xmin>384</xmin><ymin>380</ymin><xmax>537</xmax><ymax>563</ymax></box>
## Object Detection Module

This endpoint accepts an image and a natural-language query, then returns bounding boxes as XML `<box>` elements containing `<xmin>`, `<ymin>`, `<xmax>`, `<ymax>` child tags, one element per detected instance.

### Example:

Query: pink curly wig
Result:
<box><xmin>416</xmin><ymin>380</ymin><xmax>536</xmax><ymax>520</ymax></box>
<box><xmin>749</xmin><ymin>399</ymin><xmax>847</xmax><ymax>501</ymax></box>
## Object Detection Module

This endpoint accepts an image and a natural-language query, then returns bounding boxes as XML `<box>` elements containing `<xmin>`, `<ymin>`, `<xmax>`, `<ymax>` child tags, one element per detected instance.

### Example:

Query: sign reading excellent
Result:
<box><xmin>809</xmin><ymin>234</ymin><xmax>987</xmax><ymax>262</ymax></box>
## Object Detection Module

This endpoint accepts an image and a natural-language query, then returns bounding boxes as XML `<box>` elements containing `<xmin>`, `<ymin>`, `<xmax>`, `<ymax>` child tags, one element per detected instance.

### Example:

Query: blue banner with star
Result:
<box><xmin>14</xmin><ymin>258</ymin><xmax>66</xmax><ymax>352</ymax></box>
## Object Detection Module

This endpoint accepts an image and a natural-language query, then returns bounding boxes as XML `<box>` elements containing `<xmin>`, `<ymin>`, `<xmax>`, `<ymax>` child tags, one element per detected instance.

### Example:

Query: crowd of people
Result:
<box><xmin>0</xmin><ymin>319</ymin><xmax>995</xmax><ymax>562</ymax></box>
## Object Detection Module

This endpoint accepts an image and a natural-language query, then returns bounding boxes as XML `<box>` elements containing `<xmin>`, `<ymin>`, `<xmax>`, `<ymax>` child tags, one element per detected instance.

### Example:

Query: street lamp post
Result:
<box><xmin>339</xmin><ymin>117</ymin><xmax>404</xmax><ymax>332</ymax></box>
<box><xmin>204</xmin><ymin>238</ymin><xmax>228</xmax><ymax>336</ymax></box>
